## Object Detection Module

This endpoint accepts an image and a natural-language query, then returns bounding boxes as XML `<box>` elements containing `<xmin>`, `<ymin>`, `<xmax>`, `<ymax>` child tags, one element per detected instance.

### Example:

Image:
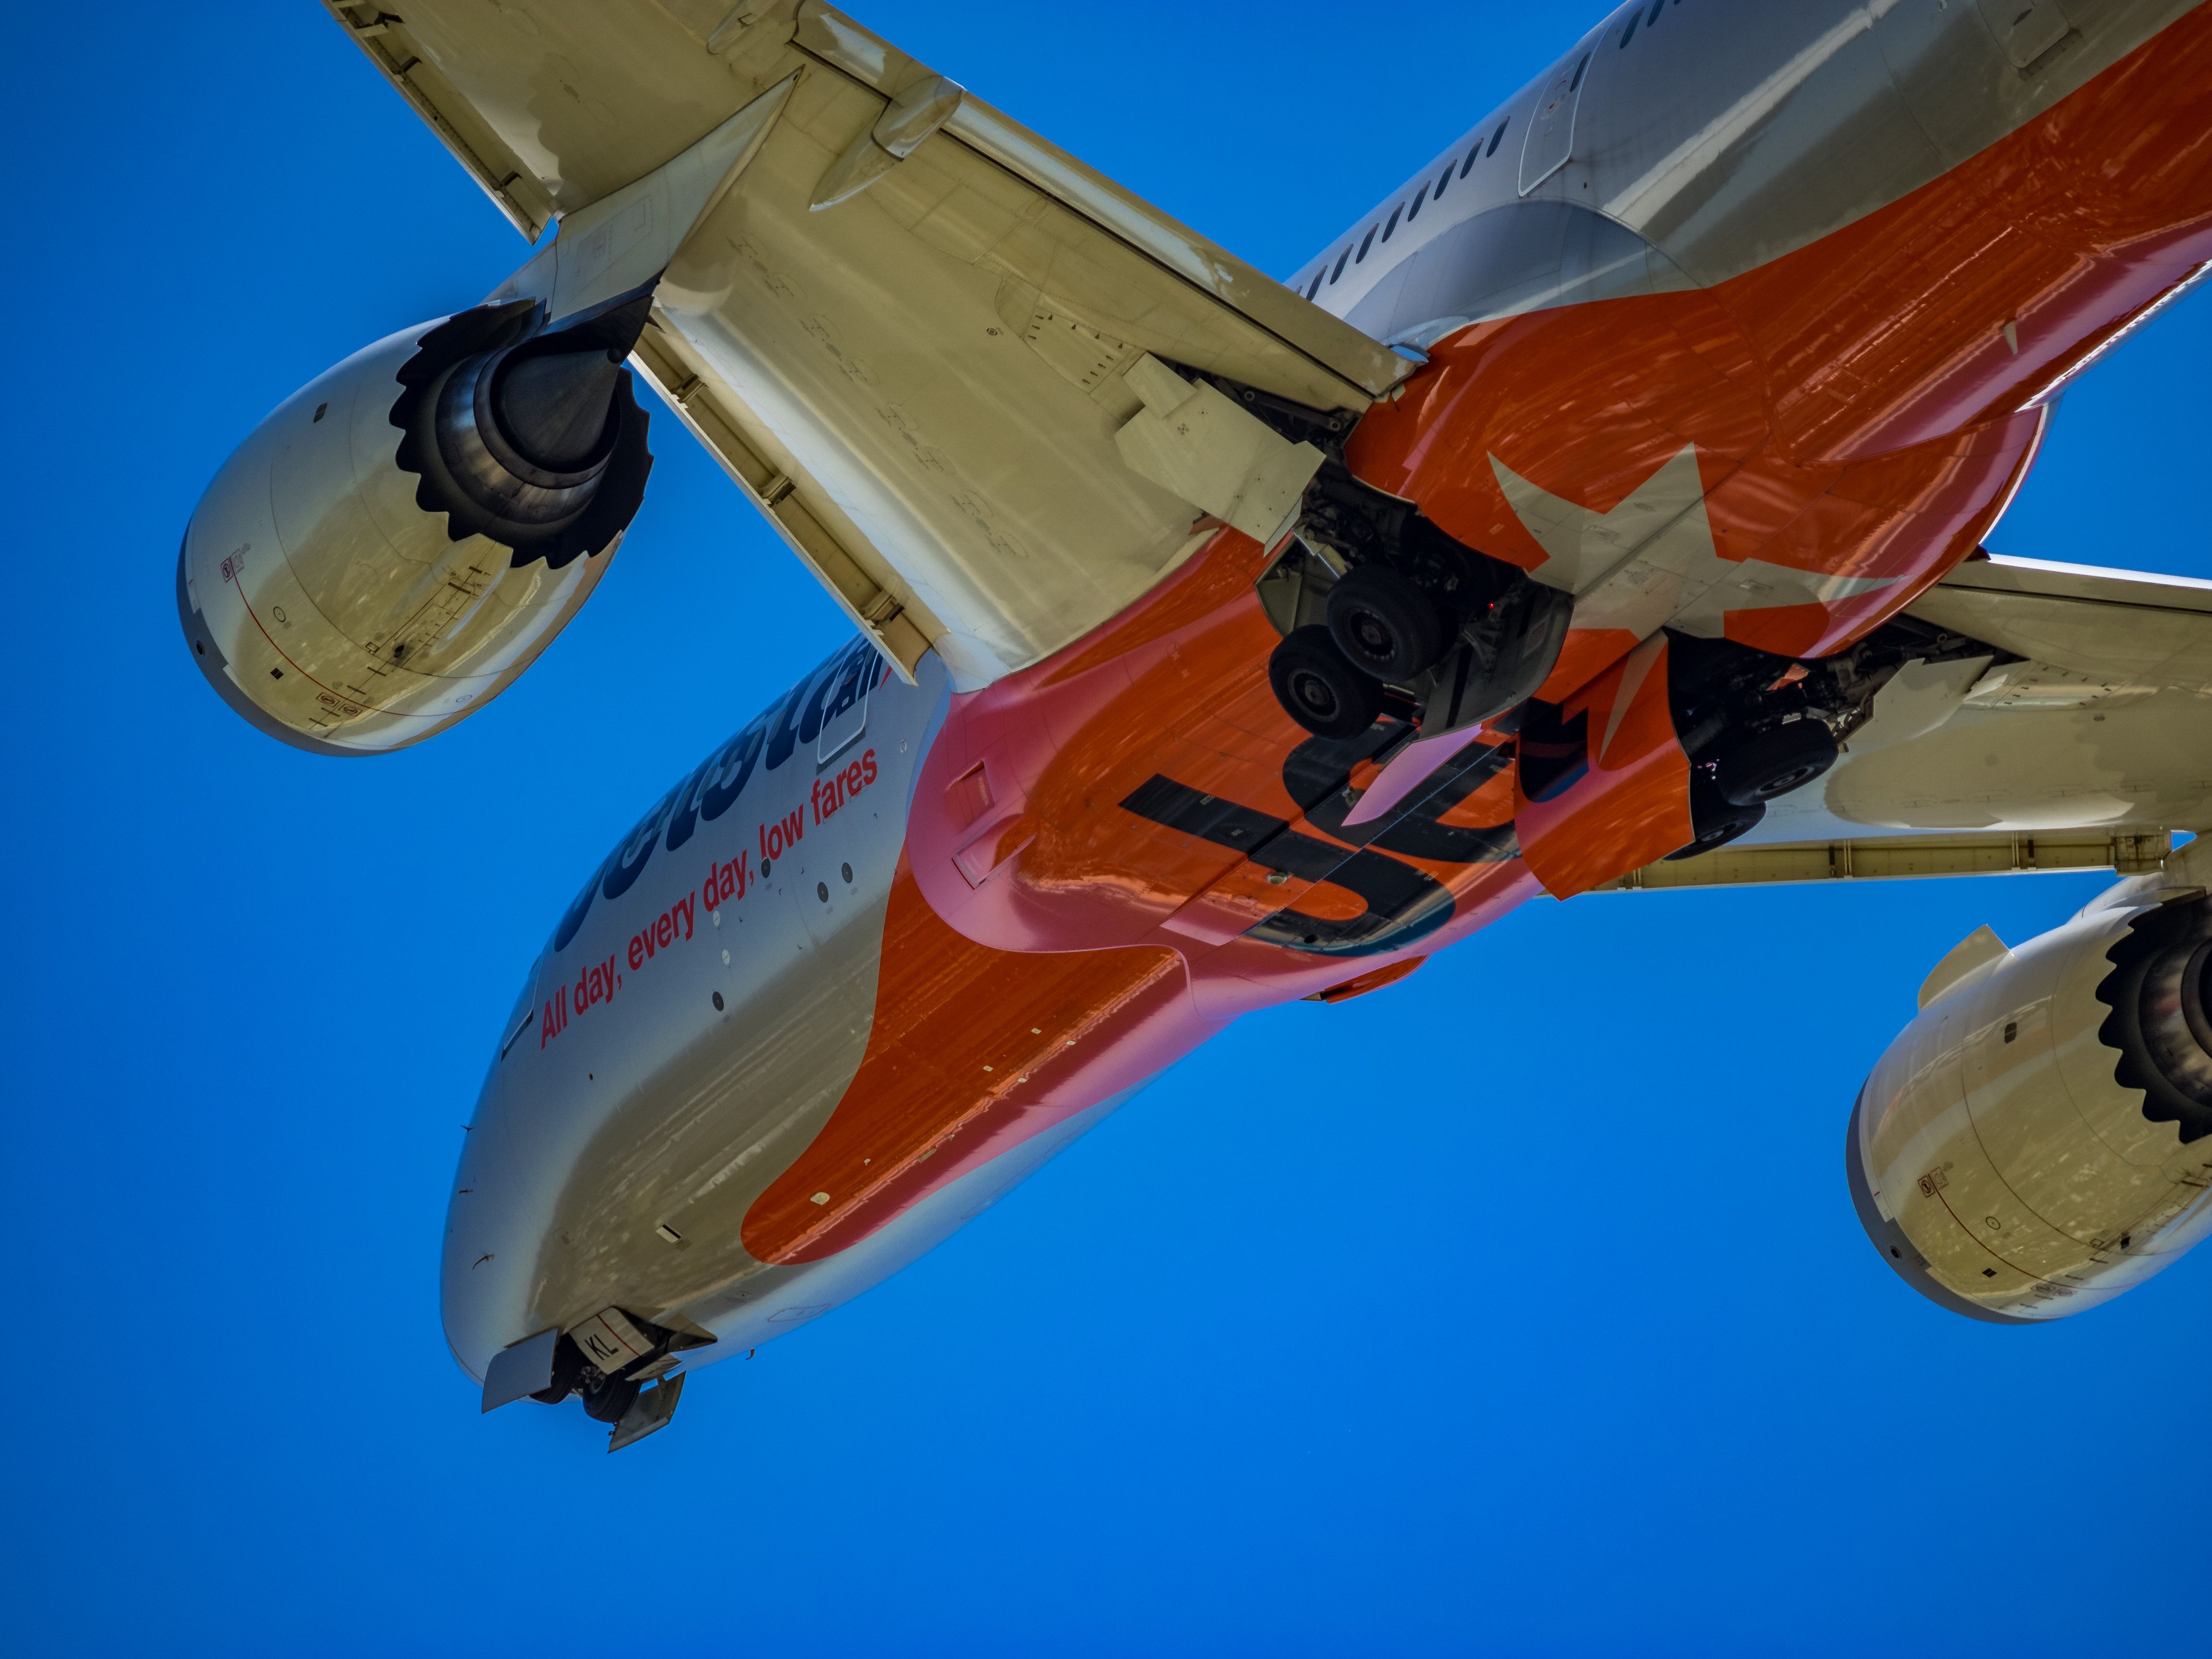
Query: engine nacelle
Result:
<box><xmin>178</xmin><ymin>293</ymin><xmax>653</xmax><ymax>753</ymax></box>
<box><xmin>1849</xmin><ymin>882</ymin><xmax>2212</xmax><ymax>1321</ymax></box>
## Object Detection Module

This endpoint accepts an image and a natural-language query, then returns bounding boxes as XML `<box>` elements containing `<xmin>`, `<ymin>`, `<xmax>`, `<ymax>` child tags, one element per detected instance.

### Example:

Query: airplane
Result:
<box><xmin>176</xmin><ymin>0</ymin><xmax>2212</xmax><ymax>1449</ymax></box>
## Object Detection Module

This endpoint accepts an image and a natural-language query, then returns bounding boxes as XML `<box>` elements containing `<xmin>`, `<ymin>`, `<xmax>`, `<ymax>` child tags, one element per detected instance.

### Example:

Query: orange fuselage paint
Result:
<box><xmin>1352</xmin><ymin>11</ymin><xmax>2212</xmax><ymax>667</ymax></box>
<box><xmin>738</xmin><ymin>16</ymin><xmax>2212</xmax><ymax>1265</ymax></box>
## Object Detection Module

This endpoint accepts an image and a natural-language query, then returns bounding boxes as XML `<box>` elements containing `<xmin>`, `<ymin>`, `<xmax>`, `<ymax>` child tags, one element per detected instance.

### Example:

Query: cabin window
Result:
<box><xmin>1435</xmin><ymin>164</ymin><xmax>1452</xmax><ymax>198</ymax></box>
<box><xmin>1461</xmin><ymin>145</ymin><xmax>1479</xmax><ymax>178</ymax></box>
<box><xmin>1331</xmin><ymin>247</ymin><xmax>1350</xmax><ymax>282</ymax></box>
<box><xmin>1569</xmin><ymin>51</ymin><xmax>1591</xmax><ymax>90</ymax></box>
<box><xmin>1382</xmin><ymin>205</ymin><xmax>1404</xmax><ymax>241</ymax></box>
<box><xmin>1306</xmin><ymin>272</ymin><xmax>1323</xmax><ymax>299</ymax></box>
<box><xmin>1487</xmin><ymin>119</ymin><xmax>1509</xmax><ymax>156</ymax></box>
<box><xmin>1649</xmin><ymin>0</ymin><xmax>1665</xmax><ymax>21</ymax></box>
<box><xmin>1407</xmin><ymin>180</ymin><xmax>1428</xmax><ymax>220</ymax></box>
<box><xmin>1622</xmin><ymin>12</ymin><xmax>1638</xmax><ymax>46</ymax></box>
<box><xmin>1356</xmin><ymin>225</ymin><xmax>1376</xmax><ymax>262</ymax></box>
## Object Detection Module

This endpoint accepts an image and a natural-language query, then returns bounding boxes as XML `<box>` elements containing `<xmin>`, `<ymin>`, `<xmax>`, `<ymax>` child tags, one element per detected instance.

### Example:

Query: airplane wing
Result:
<box><xmin>1603</xmin><ymin>553</ymin><xmax>2212</xmax><ymax>890</ymax></box>
<box><xmin>325</xmin><ymin>0</ymin><xmax>1408</xmax><ymax>686</ymax></box>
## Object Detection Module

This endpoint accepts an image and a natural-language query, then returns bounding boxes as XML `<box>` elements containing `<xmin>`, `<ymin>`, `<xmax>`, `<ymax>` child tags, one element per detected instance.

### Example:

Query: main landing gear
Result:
<box><xmin>1255</xmin><ymin>469</ymin><xmax>2004</xmax><ymax>863</ymax></box>
<box><xmin>1255</xmin><ymin>461</ymin><xmax>1574</xmax><ymax>747</ymax></box>
<box><xmin>1326</xmin><ymin>565</ymin><xmax>1450</xmax><ymax>683</ymax></box>
<box><xmin>1660</xmin><ymin>617</ymin><xmax>2005</xmax><ymax>858</ymax></box>
<box><xmin>1268</xmin><ymin>624</ymin><xmax>1383</xmax><ymax>740</ymax></box>
<box><xmin>1214</xmin><ymin>366</ymin><xmax>2006</xmax><ymax>865</ymax></box>
<box><xmin>1148</xmin><ymin>363</ymin><xmax>1567</xmax><ymax>750</ymax></box>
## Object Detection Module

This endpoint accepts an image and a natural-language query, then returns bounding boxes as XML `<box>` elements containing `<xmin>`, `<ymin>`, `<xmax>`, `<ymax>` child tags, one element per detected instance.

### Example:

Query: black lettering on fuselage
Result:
<box><xmin>1120</xmin><ymin>721</ymin><xmax>1517</xmax><ymax>960</ymax></box>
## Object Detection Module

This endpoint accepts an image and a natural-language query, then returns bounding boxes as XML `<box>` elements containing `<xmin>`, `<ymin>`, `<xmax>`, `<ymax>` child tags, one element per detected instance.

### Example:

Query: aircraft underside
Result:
<box><xmin>179</xmin><ymin>0</ymin><xmax>2212</xmax><ymax>1446</ymax></box>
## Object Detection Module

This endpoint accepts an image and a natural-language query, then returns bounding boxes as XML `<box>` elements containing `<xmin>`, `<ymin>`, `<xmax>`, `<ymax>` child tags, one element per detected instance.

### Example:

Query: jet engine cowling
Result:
<box><xmin>177</xmin><ymin>292</ymin><xmax>653</xmax><ymax>754</ymax></box>
<box><xmin>1848</xmin><ymin>884</ymin><xmax>2212</xmax><ymax>1322</ymax></box>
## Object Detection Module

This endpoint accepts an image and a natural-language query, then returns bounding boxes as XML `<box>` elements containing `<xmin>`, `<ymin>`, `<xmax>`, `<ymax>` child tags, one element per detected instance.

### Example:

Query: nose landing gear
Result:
<box><xmin>481</xmin><ymin>1305</ymin><xmax>714</xmax><ymax>1451</ymax></box>
<box><xmin>579</xmin><ymin>1369</ymin><xmax>643</xmax><ymax>1425</ymax></box>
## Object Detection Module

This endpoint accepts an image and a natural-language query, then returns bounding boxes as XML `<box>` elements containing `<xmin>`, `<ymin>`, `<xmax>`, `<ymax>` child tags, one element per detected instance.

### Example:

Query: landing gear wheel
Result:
<box><xmin>1712</xmin><ymin>720</ymin><xmax>1839</xmax><ymax>806</ymax></box>
<box><xmin>1269</xmin><ymin>625</ymin><xmax>1384</xmax><ymax>739</ymax></box>
<box><xmin>529</xmin><ymin>1334</ymin><xmax>586</xmax><ymax>1404</ymax></box>
<box><xmin>580</xmin><ymin>1373</ymin><xmax>641</xmax><ymax>1424</ymax></box>
<box><xmin>1326</xmin><ymin>565</ymin><xmax>1450</xmax><ymax>681</ymax></box>
<box><xmin>1665</xmin><ymin>771</ymin><xmax>1766</xmax><ymax>861</ymax></box>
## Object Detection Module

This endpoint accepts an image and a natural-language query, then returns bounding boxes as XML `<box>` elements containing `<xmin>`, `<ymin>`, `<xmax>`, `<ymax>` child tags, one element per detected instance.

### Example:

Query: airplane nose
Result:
<box><xmin>440</xmin><ymin>1058</ymin><xmax>553</xmax><ymax>1383</ymax></box>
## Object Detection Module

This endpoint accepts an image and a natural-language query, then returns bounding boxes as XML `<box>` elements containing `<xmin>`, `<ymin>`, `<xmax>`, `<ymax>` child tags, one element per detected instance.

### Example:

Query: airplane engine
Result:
<box><xmin>177</xmin><ymin>292</ymin><xmax>653</xmax><ymax>753</ymax></box>
<box><xmin>1848</xmin><ymin>886</ymin><xmax>2212</xmax><ymax>1322</ymax></box>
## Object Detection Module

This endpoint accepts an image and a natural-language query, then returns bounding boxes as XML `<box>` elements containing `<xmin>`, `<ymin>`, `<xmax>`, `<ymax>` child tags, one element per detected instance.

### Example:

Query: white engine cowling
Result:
<box><xmin>1849</xmin><ymin>878</ymin><xmax>2212</xmax><ymax>1321</ymax></box>
<box><xmin>177</xmin><ymin>293</ymin><xmax>654</xmax><ymax>754</ymax></box>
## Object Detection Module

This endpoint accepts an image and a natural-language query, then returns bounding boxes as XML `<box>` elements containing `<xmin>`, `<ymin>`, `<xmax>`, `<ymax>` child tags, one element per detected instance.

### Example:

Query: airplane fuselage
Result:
<box><xmin>441</xmin><ymin>0</ymin><xmax>2212</xmax><ymax>1385</ymax></box>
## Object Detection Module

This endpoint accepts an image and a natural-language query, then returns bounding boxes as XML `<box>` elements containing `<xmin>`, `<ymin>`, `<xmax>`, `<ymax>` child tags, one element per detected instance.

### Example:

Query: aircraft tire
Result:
<box><xmin>1712</xmin><ymin>720</ymin><xmax>1839</xmax><ymax>805</ymax></box>
<box><xmin>1666</xmin><ymin>771</ymin><xmax>1765</xmax><ymax>860</ymax></box>
<box><xmin>580</xmin><ymin>1375</ymin><xmax>642</xmax><ymax>1424</ymax></box>
<box><xmin>529</xmin><ymin>1334</ymin><xmax>587</xmax><ymax>1404</ymax></box>
<box><xmin>1326</xmin><ymin>565</ymin><xmax>1450</xmax><ymax>681</ymax></box>
<box><xmin>1270</xmin><ymin>625</ymin><xmax>1384</xmax><ymax>739</ymax></box>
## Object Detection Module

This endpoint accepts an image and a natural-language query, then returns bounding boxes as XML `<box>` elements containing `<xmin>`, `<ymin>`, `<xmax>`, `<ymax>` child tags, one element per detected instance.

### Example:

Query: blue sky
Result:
<box><xmin>5</xmin><ymin>3</ymin><xmax>2209</xmax><ymax>1654</ymax></box>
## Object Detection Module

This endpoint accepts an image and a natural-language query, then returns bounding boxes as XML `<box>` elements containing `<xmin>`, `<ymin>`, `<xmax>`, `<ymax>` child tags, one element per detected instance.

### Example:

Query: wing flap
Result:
<box><xmin>626</xmin><ymin>317</ymin><xmax>940</xmax><ymax>678</ymax></box>
<box><xmin>1598</xmin><ymin>830</ymin><xmax>2173</xmax><ymax>891</ymax></box>
<box><xmin>641</xmin><ymin>60</ymin><xmax>1219</xmax><ymax>683</ymax></box>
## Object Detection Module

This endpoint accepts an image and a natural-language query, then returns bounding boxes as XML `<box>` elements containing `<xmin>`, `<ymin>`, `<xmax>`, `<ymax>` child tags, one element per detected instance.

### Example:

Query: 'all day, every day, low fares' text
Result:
<box><xmin>538</xmin><ymin>748</ymin><xmax>880</xmax><ymax>1048</ymax></box>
